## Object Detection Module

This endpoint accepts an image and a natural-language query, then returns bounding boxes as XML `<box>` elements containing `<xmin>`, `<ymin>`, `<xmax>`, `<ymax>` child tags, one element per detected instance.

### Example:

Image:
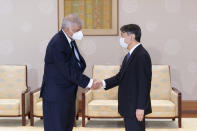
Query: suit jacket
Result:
<box><xmin>40</xmin><ymin>30</ymin><xmax>90</xmax><ymax>103</ymax></box>
<box><xmin>105</xmin><ymin>44</ymin><xmax>152</xmax><ymax>117</ymax></box>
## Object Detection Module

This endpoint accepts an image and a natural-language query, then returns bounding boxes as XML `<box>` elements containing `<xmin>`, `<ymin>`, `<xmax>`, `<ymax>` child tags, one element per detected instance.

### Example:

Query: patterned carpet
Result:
<box><xmin>0</xmin><ymin>118</ymin><xmax>196</xmax><ymax>131</ymax></box>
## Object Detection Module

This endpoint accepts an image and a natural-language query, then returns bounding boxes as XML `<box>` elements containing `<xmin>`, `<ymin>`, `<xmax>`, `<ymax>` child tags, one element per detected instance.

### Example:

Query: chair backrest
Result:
<box><xmin>0</xmin><ymin>65</ymin><xmax>27</xmax><ymax>99</ymax></box>
<box><xmin>151</xmin><ymin>65</ymin><xmax>171</xmax><ymax>100</ymax></box>
<box><xmin>92</xmin><ymin>65</ymin><xmax>171</xmax><ymax>100</ymax></box>
<box><xmin>92</xmin><ymin>65</ymin><xmax>120</xmax><ymax>100</ymax></box>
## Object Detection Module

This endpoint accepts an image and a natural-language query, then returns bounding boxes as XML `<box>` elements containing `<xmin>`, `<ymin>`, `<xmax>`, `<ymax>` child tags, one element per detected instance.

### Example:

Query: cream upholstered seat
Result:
<box><xmin>0</xmin><ymin>65</ymin><xmax>30</xmax><ymax>126</ymax></box>
<box><xmin>0</xmin><ymin>99</ymin><xmax>21</xmax><ymax>115</ymax></box>
<box><xmin>30</xmin><ymin>88</ymin><xmax>79</xmax><ymax>126</ymax></box>
<box><xmin>148</xmin><ymin>100</ymin><xmax>176</xmax><ymax>117</ymax></box>
<box><xmin>88</xmin><ymin>100</ymin><xmax>120</xmax><ymax>117</ymax></box>
<box><xmin>82</xmin><ymin>65</ymin><xmax>121</xmax><ymax>127</ymax></box>
<box><xmin>34</xmin><ymin>101</ymin><xmax>42</xmax><ymax>116</ymax></box>
<box><xmin>82</xmin><ymin>65</ymin><xmax>182</xmax><ymax>128</ymax></box>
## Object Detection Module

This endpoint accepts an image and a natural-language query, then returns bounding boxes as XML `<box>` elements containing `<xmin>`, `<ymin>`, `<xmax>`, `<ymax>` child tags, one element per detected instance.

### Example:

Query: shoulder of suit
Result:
<box><xmin>138</xmin><ymin>45</ymin><xmax>150</xmax><ymax>54</ymax></box>
<box><xmin>136</xmin><ymin>48</ymin><xmax>150</xmax><ymax>58</ymax></box>
<box><xmin>52</xmin><ymin>31</ymin><xmax>65</xmax><ymax>42</ymax></box>
<box><xmin>50</xmin><ymin>31</ymin><xmax>67</xmax><ymax>46</ymax></box>
<box><xmin>47</xmin><ymin>37</ymin><xmax>65</xmax><ymax>52</ymax></box>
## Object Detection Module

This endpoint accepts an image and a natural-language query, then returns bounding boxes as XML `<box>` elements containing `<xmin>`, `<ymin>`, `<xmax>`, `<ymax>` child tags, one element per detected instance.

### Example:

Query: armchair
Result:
<box><xmin>0</xmin><ymin>65</ymin><xmax>30</xmax><ymax>126</ymax></box>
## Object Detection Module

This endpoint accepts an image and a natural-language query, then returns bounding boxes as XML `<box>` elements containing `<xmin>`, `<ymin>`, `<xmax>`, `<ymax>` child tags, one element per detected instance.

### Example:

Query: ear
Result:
<box><xmin>64</xmin><ymin>27</ymin><xmax>69</xmax><ymax>32</ymax></box>
<box><xmin>120</xmin><ymin>32</ymin><xmax>123</xmax><ymax>37</ymax></box>
<box><xmin>131</xmin><ymin>34</ymin><xmax>135</xmax><ymax>41</ymax></box>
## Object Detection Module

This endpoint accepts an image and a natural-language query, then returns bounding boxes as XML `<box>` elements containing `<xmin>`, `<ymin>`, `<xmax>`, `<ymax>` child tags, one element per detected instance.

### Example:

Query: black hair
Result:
<box><xmin>120</xmin><ymin>24</ymin><xmax>141</xmax><ymax>42</ymax></box>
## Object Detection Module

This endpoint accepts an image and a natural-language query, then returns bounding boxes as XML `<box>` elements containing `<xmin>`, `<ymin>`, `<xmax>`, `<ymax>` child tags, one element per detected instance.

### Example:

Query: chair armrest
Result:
<box><xmin>82</xmin><ymin>89</ymin><xmax>93</xmax><ymax>116</ymax></box>
<box><xmin>171</xmin><ymin>87</ymin><xmax>182</xmax><ymax>117</ymax></box>
<box><xmin>30</xmin><ymin>88</ymin><xmax>42</xmax><ymax>115</ymax></box>
<box><xmin>22</xmin><ymin>87</ymin><xmax>30</xmax><ymax>115</ymax></box>
<box><xmin>30</xmin><ymin>88</ymin><xmax>41</xmax><ymax>94</ymax></box>
<box><xmin>30</xmin><ymin>88</ymin><xmax>42</xmax><ymax>103</ymax></box>
<box><xmin>172</xmin><ymin>87</ymin><xmax>181</xmax><ymax>95</ymax></box>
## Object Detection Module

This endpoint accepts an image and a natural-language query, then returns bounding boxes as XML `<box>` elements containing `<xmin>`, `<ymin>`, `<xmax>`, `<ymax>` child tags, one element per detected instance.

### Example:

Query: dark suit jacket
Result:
<box><xmin>40</xmin><ymin>30</ymin><xmax>90</xmax><ymax>103</ymax></box>
<box><xmin>105</xmin><ymin>45</ymin><xmax>152</xmax><ymax>117</ymax></box>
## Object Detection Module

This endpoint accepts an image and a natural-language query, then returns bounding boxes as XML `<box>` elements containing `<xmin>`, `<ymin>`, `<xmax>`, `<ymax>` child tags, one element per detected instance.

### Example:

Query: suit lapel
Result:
<box><xmin>120</xmin><ymin>55</ymin><xmax>128</xmax><ymax>73</ymax></box>
<box><xmin>59</xmin><ymin>30</ymin><xmax>73</xmax><ymax>51</ymax></box>
<box><xmin>120</xmin><ymin>45</ymin><xmax>142</xmax><ymax>79</ymax></box>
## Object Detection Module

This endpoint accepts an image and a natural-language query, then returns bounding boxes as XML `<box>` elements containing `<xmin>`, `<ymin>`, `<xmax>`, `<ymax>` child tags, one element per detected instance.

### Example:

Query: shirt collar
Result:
<box><xmin>62</xmin><ymin>29</ymin><xmax>72</xmax><ymax>44</ymax></box>
<box><xmin>129</xmin><ymin>43</ymin><xmax>141</xmax><ymax>55</ymax></box>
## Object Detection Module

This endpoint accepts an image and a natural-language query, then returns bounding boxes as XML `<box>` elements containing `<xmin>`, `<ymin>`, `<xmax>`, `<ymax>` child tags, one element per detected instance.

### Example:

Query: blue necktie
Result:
<box><xmin>126</xmin><ymin>52</ymin><xmax>130</xmax><ymax>63</ymax></box>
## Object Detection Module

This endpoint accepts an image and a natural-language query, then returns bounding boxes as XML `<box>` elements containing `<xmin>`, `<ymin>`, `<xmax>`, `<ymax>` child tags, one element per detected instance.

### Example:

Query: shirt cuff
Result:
<box><xmin>102</xmin><ymin>80</ymin><xmax>106</xmax><ymax>88</ymax></box>
<box><xmin>87</xmin><ymin>79</ymin><xmax>93</xmax><ymax>88</ymax></box>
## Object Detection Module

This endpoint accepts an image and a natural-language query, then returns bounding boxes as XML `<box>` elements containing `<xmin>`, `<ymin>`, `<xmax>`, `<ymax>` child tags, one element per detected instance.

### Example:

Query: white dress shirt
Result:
<box><xmin>62</xmin><ymin>29</ymin><xmax>93</xmax><ymax>88</ymax></box>
<box><xmin>102</xmin><ymin>43</ymin><xmax>141</xmax><ymax>88</ymax></box>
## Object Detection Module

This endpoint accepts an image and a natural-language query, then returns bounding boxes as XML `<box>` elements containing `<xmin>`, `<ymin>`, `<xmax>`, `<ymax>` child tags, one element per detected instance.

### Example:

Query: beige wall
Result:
<box><xmin>0</xmin><ymin>0</ymin><xmax>197</xmax><ymax>100</ymax></box>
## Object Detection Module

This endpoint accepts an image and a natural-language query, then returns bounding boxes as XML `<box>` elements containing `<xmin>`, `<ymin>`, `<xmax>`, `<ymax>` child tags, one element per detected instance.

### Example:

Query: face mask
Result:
<box><xmin>72</xmin><ymin>30</ymin><xmax>83</xmax><ymax>40</ymax></box>
<box><xmin>120</xmin><ymin>37</ymin><xmax>128</xmax><ymax>49</ymax></box>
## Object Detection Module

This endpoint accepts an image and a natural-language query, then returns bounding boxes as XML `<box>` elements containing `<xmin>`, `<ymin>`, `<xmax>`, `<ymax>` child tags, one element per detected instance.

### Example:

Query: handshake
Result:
<box><xmin>90</xmin><ymin>80</ymin><xmax>103</xmax><ymax>90</ymax></box>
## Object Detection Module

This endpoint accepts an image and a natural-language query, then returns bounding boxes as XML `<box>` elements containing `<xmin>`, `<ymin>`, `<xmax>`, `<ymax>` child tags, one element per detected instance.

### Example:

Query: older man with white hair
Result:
<box><xmin>40</xmin><ymin>14</ymin><xmax>97</xmax><ymax>131</ymax></box>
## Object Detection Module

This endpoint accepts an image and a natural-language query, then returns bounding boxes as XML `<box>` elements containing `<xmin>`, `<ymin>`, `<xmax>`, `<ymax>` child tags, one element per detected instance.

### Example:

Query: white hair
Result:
<box><xmin>61</xmin><ymin>14</ymin><xmax>82</xmax><ymax>30</ymax></box>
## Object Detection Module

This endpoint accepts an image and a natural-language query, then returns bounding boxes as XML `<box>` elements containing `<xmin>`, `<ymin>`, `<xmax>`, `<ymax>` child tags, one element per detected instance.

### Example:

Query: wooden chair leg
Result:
<box><xmin>172</xmin><ymin>118</ymin><xmax>175</xmax><ymax>121</ymax></box>
<box><xmin>30</xmin><ymin>113</ymin><xmax>34</xmax><ymax>126</ymax></box>
<box><xmin>171</xmin><ymin>87</ymin><xmax>182</xmax><ymax>128</ymax></box>
<box><xmin>30</xmin><ymin>92</ymin><xmax>34</xmax><ymax>126</ymax></box>
<box><xmin>178</xmin><ymin>117</ymin><xmax>182</xmax><ymax>128</ymax></box>
<box><xmin>82</xmin><ymin>93</ymin><xmax>86</xmax><ymax>127</ymax></box>
<box><xmin>178</xmin><ymin>90</ymin><xmax>182</xmax><ymax>128</ymax></box>
<box><xmin>22</xmin><ymin>115</ymin><xmax>26</xmax><ymax>126</ymax></box>
<box><xmin>22</xmin><ymin>93</ymin><xmax>26</xmax><ymax>126</ymax></box>
<box><xmin>82</xmin><ymin>115</ymin><xmax>85</xmax><ymax>127</ymax></box>
<box><xmin>88</xmin><ymin>117</ymin><xmax>90</xmax><ymax>120</ymax></box>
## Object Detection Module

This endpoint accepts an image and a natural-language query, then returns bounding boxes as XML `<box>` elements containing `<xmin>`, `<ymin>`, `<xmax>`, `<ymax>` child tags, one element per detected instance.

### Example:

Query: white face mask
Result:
<box><xmin>120</xmin><ymin>37</ymin><xmax>128</xmax><ymax>49</ymax></box>
<box><xmin>72</xmin><ymin>30</ymin><xmax>83</xmax><ymax>40</ymax></box>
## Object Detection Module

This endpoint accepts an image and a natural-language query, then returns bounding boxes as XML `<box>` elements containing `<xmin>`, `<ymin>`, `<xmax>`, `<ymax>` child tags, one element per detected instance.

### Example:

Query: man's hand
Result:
<box><xmin>91</xmin><ymin>79</ymin><xmax>103</xmax><ymax>90</ymax></box>
<box><xmin>136</xmin><ymin>109</ymin><xmax>144</xmax><ymax>122</ymax></box>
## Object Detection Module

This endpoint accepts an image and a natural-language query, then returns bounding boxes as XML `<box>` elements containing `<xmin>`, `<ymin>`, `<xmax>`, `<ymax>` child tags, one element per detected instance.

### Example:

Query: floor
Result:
<box><xmin>0</xmin><ymin>117</ymin><xmax>197</xmax><ymax>131</ymax></box>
